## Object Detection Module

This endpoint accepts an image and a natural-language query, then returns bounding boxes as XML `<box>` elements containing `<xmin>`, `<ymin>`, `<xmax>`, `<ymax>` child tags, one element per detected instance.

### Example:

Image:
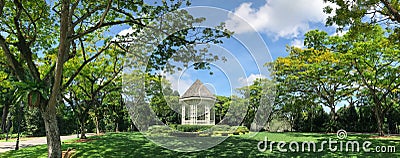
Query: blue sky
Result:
<box><xmin>119</xmin><ymin>1</ymin><xmax>341</xmax><ymax>108</ymax></box>
<box><xmin>157</xmin><ymin>0</ymin><xmax>340</xmax><ymax>97</ymax></box>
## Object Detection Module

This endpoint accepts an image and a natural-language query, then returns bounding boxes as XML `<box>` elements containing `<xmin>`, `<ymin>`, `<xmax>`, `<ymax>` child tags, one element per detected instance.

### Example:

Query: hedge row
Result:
<box><xmin>146</xmin><ymin>125</ymin><xmax>173</xmax><ymax>136</ymax></box>
<box><xmin>176</xmin><ymin>125</ymin><xmax>213</xmax><ymax>132</ymax></box>
<box><xmin>145</xmin><ymin>125</ymin><xmax>250</xmax><ymax>136</ymax></box>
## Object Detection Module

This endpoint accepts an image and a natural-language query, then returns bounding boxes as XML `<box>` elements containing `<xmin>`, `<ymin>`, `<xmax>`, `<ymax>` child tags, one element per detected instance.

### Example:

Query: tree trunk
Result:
<box><xmin>40</xmin><ymin>0</ymin><xmax>71</xmax><ymax>157</ymax></box>
<box><xmin>40</xmin><ymin>104</ymin><xmax>62</xmax><ymax>158</ymax></box>
<box><xmin>115</xmin><ymin>121</ymin><xmax>119</xmax><ymax>132</ymax></box>
<box><xmin>1</xmin><ymin>104</ymin><xmax>9</xmax><ymax>133</ymax></box>
<box><xmin>78</xmin><ymin>109</ymin><xmax>88</xmax><ymax>139</ymax></box>
<box><xmin>79</xmin><ymin>114</ymin><xmax>87</xmax><ymax>139</ymax></box>
<box><xmin>80</xmin><ymin>122</ymin><xmax>87</xmax><ymax>139</ymax></box>
<box><xmin>330</xmin><ymin>109</ymin><xmax>336</xmax><ymax>122</ymax></box>
<box><xmin>309</xmin><ymin>110</ymin><xmax>314</xmax><ymax>132</ymax></box>
<box><xmin>374</xmin><ymin>104</ymin><xmax>384</xmax><ymax>136</ymax></box>
<box><xmin>95</xmin><ymin>116</ymin><xmax>100</xmax><ymax>135</ymax></box>
<box><xmin>329</xmin><ymin>105</ymin><xmax>337</xmax><ymax>132</ymax></box>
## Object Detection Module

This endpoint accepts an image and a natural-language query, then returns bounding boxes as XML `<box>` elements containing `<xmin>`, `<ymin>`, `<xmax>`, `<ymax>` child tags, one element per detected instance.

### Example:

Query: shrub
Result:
<box><xmin>176</xmin><ymin>125</ymin><xmax>213</xmax><ymax>132</ymax></box>
<box><xmin>230</xmin><ymin>126</ymin><xmax>249</xmax><ymax>134</ymax></box>
<box><xmin>146</xmin><ymin>125</ymin><xmax>173</xmax><ymax>136</ymax></box>
<box><xmin>169</xmin><ymin>132</ymin><xmax>199</xmax><ymax>137</ymax></box>
<box><xmin>211</xmin><ymin>131</ymin><xmax>233</xmax><ymax>136</ymax></box>
<box><xmin>168</xmin><ymin>124</ymin><xmax>179</xmax><ymax>130</ymax></box>
<box><xmin>198</xmin><ymin>132</ymin><xmax>211</xmax><ymax>137</ymax></box>
<box><xmin>210</xmin><ymin>125</ymin><xmax>230</xmax><ymax>131</ymax></box>
<box><xmin>0</xmin><ymin>133</ymin><xmax>26</xmax><ymax>140</ymax></box>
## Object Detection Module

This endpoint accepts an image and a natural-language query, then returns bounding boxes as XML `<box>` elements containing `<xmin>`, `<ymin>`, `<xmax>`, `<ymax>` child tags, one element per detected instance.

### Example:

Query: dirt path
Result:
<box><xmin>0</xmin><ymin>133</ymin><xmax>95</xmax><ymax>153</ymax></box>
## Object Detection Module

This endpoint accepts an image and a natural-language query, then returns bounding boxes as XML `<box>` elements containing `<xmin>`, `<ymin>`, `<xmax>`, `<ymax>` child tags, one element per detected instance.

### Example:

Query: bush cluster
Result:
<box><xmin>230</xmin><ymin>126</ymin><xmax>250</xmax><ymax>135</ymax></box>
<box><xmin>176</xmin><ymin>125</ymin><xmax>213</xmax><ymax>132</ymax></box>
<box><xmin>146</xmin><ymin>125</ymin><xmax>173</xmax><ymax>136</ymax></box>
<box><xmin>210</xmin><ymin>125</ymin><xmax>230</xmax><ymax>131</ymax></box>
<box><xmin>146</xmin><ymin>125</ymin><xmax>250</xmax><ymax>137</ymax></box>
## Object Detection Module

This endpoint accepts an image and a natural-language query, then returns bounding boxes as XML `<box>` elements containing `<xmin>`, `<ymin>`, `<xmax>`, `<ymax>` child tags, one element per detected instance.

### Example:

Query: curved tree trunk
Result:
<box><xmin>95</xmin><ymin>116</ymin><xmax>100</xmax><ymax>135</ymax></box>
<box><xmin>80</xmin><ymin>123</ymin><xmax>87</xmax><ymax>139</ymax></box>
<box><xmin>328</xmin><ymin>103</ymin><xmax>337</xmax><ymax>133</ymax></box>
<box><xmin>1</xmin><ymin>104</ymin><xmax>9</xmax><ymax>133</ymax></box>
<box><xmin>115</xmin><ymin>120</ymin><xmax>119</xmax><ymax>132</ymax></box>
<box><xmin>40</xmin><ymin>104</ymin><xmax>61</xmax><ymax>158</ymax></box>
<box><xmin>78</xmin><ymin>107</ymin><xmax>89</xmax><ymax>139</ymax></box>
<box><xmin>79</xmin><ymin>115</ymin><xmax>87</xmax><ymax>139</ymax></box>
<box><xmin>374</xmin><ymin>105</ymin><xmax>385</xmax><ymax>136</ymax></box>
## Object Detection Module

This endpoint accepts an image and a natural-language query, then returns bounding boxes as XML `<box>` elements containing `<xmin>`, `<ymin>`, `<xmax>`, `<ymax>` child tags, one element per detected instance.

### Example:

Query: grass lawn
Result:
<box><xmin>0</xmin><ymin>132</ymin><xmax>398</xmax><ymax>157</ymax></box>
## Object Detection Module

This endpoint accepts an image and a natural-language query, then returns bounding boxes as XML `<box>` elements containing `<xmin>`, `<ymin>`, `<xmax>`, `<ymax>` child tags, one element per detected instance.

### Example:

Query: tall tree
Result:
<box><xmin>148</xmin><ymin>76</ymin><xmax>180</xmax><ymax>125</ymax></box>
<box><xmin>271</xmin><ymin>40</ymin><xmax>355</xmax><ymax>131</ymax></box>
<box><xmin>273</xmin><ymin>26</ymin><xmax>399</xmax><ymax>135</ymax></box>
<box><xmin>0</xmin><ymin>1</ymin><xmax>230</xmax><ymax>156</ymax></box>
<box><xmin>75</xmin><ymin>49</ymin><xmax>122</xmax><ymax>136</ymax></box>
<box><xmin>237</xmin><ymin>78</ymin><xmax>277</xmax><ymax>130</ymax></box>
<box><xmin>214</xmin><ymin>96</ymin><xmax>231</xmax><ymax>124</ymax></box>
<box><xmin>343</xmin><ymin>25</ymin><xmax>400</xmax><ymax>135</ymax></box>
<box><xmin>324</xmin><ymin>1</ymin><xmax>400</xmax><ymax>135</ymax></box>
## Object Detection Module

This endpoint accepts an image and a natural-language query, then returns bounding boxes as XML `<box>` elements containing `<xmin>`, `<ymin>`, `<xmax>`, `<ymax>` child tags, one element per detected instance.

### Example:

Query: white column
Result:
<box><xmin>194</xmin><ymin>105</ymin><xmax>198</xmax><ymax>125</ymax></box>
<box><xmin>182</xmin><ymin>105</ymin><xmax>185</xmax><ymax>125</ymax></box>
<box><xmin>190</xmin><ymin>104</ymin><xmax>196</xmax><ymax>125</ymax></box>
<box><xmin>205</xmin><ymin>105</ymin><xmax>210</xmax><ymax>124</ymax></box>
<box><xmin>212</xmin><ymin>106</ymin><xmax>215</xmax><ymax>125</ymax></box>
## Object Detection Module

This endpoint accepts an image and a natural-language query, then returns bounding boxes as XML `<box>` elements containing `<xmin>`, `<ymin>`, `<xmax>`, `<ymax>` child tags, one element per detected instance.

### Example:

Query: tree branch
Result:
<box><xmin>380</xmin><ymin>0</ymin><xmax>400</xmax><ymax>23</ymax></box>
<box><xmin>70</xmin><ymin>20</ymin><xmax>145</xmax><ymax>40</ymax></box>
<box><xmin>71</xmin><ymin>5</ymin><xmax>103</xmax><ymax>27</ymax></box>
<box><xmin>13</xmin><ymin>0</ymin><xmax>41</xmax><ymax>82</ymax></box>
<box><xmin>0</xmin><ymin>36</ymin><xmax>26</xmax><ymax>81</ymax></box>
<box><xmin>61</xmin><ymin>41</ymin><xmax>113</xmax><ymax>91</ymax></box>
<box><xmin>48</xmin><ymin>0</ymin><xmax>71</xmax><ymax>109</ymax></box>
<box><xmin>0</xmin><ymin>0</ymin><xmax>4</xmax><ymax>16</ymax></box>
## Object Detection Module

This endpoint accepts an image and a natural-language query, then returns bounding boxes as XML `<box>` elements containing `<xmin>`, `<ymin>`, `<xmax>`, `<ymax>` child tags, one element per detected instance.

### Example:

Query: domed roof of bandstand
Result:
<box><xmin>180</xmin><ymin>79</ymin><xmax>216</xmax><ymax>100</ymax></box>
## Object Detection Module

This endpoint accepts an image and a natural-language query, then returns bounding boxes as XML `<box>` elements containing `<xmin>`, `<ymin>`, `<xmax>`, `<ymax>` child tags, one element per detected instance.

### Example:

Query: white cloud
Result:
<box><xmin>225</xmin><ymin>0</ymin><xmax>336</xmax><ymax>39</ymax></box>
<box><xmin>118</xmin><ymin>27</ymin><xmax>134</xmax><ymax>36</ymax></box>
<box><xmin>112</xmin><ymin>27</ymin><xmax>138</xmax><ymax>44</ymax></box>
<box><xmin>238</xmin><ymin>73</ymin><xmax>266</xmax><ymax>87</ymax></box>
<box><xmin>290</xmin><ymin>39</ymin><xmax>304</xmax><ymax>48</ymax></box>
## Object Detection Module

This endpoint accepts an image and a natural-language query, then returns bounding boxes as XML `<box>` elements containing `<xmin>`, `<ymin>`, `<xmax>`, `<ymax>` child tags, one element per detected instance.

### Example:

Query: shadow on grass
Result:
<box><xmin>0</xmin><ymin>132</ymin><xmax>399</xmax><ymax>158</ymax></box>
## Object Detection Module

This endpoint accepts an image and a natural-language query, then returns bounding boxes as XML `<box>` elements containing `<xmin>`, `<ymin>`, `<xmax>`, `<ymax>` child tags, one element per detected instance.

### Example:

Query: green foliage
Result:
<box><xmin>358</xmin><ymin>105</ymin><xmax>379</xmax><ymax>133</ymax></box>
<box><xmin>148</xmin><ymin>76</ymin><xmax>181</xmax><ymax>125</ymax></box>
<box><xmin>229</xmin><ymin>126</ymin><xmax>249</xmax><ymax>134</ymax></box>
<box><xmin>324</xmin><ymin>0</ymin><xmax>400</xmax><ymax>30</ymax></box>
<box><xmin>0</xmin><ymin>133</ymin><xmax>27</xmax><ymax>141</ymax></box>
<box><xmin>56</xmin><ymin>104</ymin><xmax>78</xmax><ymax>135</ymax></box>
<box><xmin>388</xmin><ymin>107</ymin><xmax>400</xmax><ymax>134</ymax></box>
<box><xmin>22</xmin><ymin>109</ymin><xmax>45</xmax><ymax>137</ymax></box>
<box><xmin>337</xmin><ymin>105</ymin><xmax>359</xmax><ymax>132</ymax></box>
<box><xmin>210</xmin><ymin>125</ymin><xmax>231</xmax><ymax>131</ymax></box>
<box><xmin>214</xmin><ymin>96</ymin><xmax>231</xmax><ymax>124</ymax></box>
<box><xmin>146</xmin><ymin>125</ymin><xmax>174</xmax><ymax>136</ymax></box>
<box><xmin>286</xmin><ymin>105</ymin><xmax>330</xmax><ymax>133</ymax></box>
<box><xmin>272</xmin><ymin>30</ymin><xmax>356</xmax><ymax>131</ymax></box>
<box><xmin>169</xmin><ymin>132</ymin><xmax>200</xmax><ymax>137</ymax></box>
<box><xmin>176</xmin><ymin>125</ymin><xmax>213</xmax><ymax>132</ymax></box>
<box><xmin>236</xmin><ymin>78</ymin><xmax>276</xmax><ymax>129</ymax></box>
<box><xmin>220</xmin><ymin>96</ymin><xmax>247</xmax><ymax>126</ymax></box>
<box><xmin>270</xmin><ymin>24</ymin><xmax>400</xmax><ymax>135</ymax></box>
